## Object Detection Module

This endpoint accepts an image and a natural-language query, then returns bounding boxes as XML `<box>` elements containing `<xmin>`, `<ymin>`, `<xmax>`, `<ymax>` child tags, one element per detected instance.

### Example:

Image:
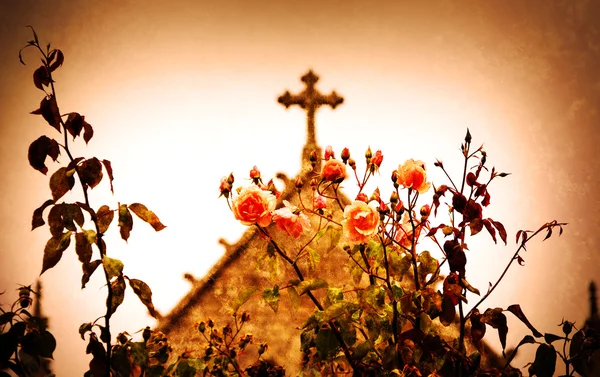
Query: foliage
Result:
<box><xmin>4</xmin><ymin>28</ymin><xmax>599</xmax><ymax>377</ymax></box>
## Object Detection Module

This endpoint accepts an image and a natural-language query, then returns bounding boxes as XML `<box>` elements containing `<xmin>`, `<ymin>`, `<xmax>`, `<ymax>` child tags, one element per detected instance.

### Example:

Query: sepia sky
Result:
<box><xmin>1</xmin><ymin>0</ymin><xmax>599</xmax><ymax>375</ymax></box>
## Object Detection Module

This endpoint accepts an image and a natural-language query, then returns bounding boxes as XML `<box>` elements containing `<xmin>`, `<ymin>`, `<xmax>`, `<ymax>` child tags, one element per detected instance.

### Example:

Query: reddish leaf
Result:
<box><xmin>48</xmin><ymin>49</ymin><xmax>64</xmax><ymax>72</ymax></box>
<box><xmin>469</xmin><ymin>309</ymin><xmax>486</xmax><ymax>352</ymax></box>
<box><xmin>81</xmin><ymin>260</ymin><xmax>101</xmax><ymax>289</ymax></box>
<box><xmin>31</xmin><ymin>96</ymin><xmax>61</xmax><ymax>132</ymax></box>
<box><xmin>506</xmin><ymin>304</ymin><xmax>543</xmax><ymax>338</ymax></box>
<box><xmin>49</xmin><ymin>167</ymin><xmax>75</xmax><ymax>201</ymax></box>
<box><xmin>48</xmin><ymin>204</ymin><xmax>64</xmax><ymax>237</ymax></box>
<box><xmin>482</xmin><ymin>219</ymin><xmax>497</xmax><ymax>243</ymax></box>
<box><xmin>28</xmin><ymin>136</ymin><xmax>60</xmax><ymax>174</ymax></box>
<box><xmin>127</xmin><ymin>278</ymin><xmax>160</xmax><ymax>318</ymax></box>
<box><xmin>481</xmin><ymin>307</ymin><xmax>508</xmax><ymax>355</ymax></box>
<box><xmin>66</xmin><ymin>157</ymin><xmax>84</xmax><ymax>171</ymax></box>
<box><xmin>97</xmin><ymin>205</ymin><xmax>114</xmax><ymax>234</ymax></box>
<box><xmin>31</xmin><ymin>199</ymin><xmax>54</xmax><ymax>230</ymax></box>
<box><xmin>444</xmin><ymin>240</ymin><xmax>466</xmax><ymax>277</ymax></box>
<box><xmin>79</xmin><ymin>157</ymin><xmax>103</xmax><ymax>189</ymax></box>
<box><xmin>75</xmin><ymin>232</ymin><xmax>93</xmax><ymax>264</ymax></box>
<box><xmin>461</xmin><ymin>277</ymin><xmax>480</xmax><ymax>296</ymax></box>
<box><xmin>101</xmin><ymin>159</ymin><xmax>114</xmax><ymax>193</ymax></box>
<box><xmin>128</xmin><ymin>203</ymin><xmax>166</xmax><ymax>231</ymax></box>
<box><xmin>41</xmin><ymin>231</ymin><xmax>72</xmax><ymax>275</ymax></box>
<box><xmin>440</xmin><ymin>293</ymin><xmax>456</xmax><ymax>327</ymax></box>
<box><xmin>64</xmin><ymin>113</ymin><xmax>84</xmax><ymax>139</ymax></box>
<box><xmin>492</xmin><ymin>220</ymin><xmax>507</xmax><ymax>245</ymax></box>
<box><xmin>109</xmin><ymin>275</ymin><xmax>126</xmax><ymax>315</ymax></box>
<box><xmin>517</xmin><ymin>255</ymin><xmax>525</xmax><ymax>266</ymax></box>
<box><xmin>118</xmin><ymin>204</ymin><xmax>133</xmax><ymax>241</ymax></box>
<box><xmin>83</xmin><ymin>120</ymin><xmax>94</xmax><ymax>144</ymax></box>
<box><xmin>543</xmin><ymin>228</ymin><xmax>553</xmax><ymax>241</ymax></box>
<box><xmin>469</xmin><ymin>218</ymin><xmax>483</xmax><ymax>236</ymax></box>
<box><xmin>33</xmin><ymin>66</ymin><xmax>51</xmax><ymax>90</ymax></box>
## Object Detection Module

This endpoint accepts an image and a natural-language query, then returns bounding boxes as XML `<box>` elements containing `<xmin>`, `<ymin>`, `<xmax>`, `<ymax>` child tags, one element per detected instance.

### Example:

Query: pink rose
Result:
<box><xmin>342</xmin><ymin>201</ymin><xmax>380</xmax><ymax>244</ymax></box>
<box><xmin>396</xmin><ymin>159</ymin><xmax>431</xmax><ymax>194</ymax></box>
<box><xmin>321</xmin><ymin>159</ymin><xmax>347</xmax><ymax>182</ymax></box>
<box><xmin>232</xmin><ymin>185</ymin><xmax>276</xmax><ymax>227</ymax></box>
<box><xmin>313</xmin><ymin>195</ymin><xmax>327</xmax><ymax>210</ymax></box>
<box><xmin>273</xmin><ymin>201</ymin><xmax>311</xmax><ymax>238</ymax></box>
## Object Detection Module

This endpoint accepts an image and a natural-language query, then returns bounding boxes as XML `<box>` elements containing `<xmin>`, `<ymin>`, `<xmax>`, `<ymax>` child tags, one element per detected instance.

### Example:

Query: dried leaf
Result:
<box><xmin>82</xmin><ymin>118</ymin><xmax>94</xmax><ymax>144</ymax></box>
<box><xmin>440</xmin><ymin>293</ymin><xmax>456</xmax><ymax>327</ymax></box>
<box><xmin>109</xmin><ymin>275</ymin><xmax>126</xmax><ymax>315</ymax></box>
<box><xmin>33</xmin><ymin>66</ymin><xmax>51</xmax><ymax>90</ymax></box>
<box><xmin>81</xmin><ymin>260</ymin><xmax>101</xmax><ymax>289</ymax></box>
<box><xmin>118</xmin><ymin>204</ymin><xmax>133</xmax><ymax>241</ymax></box>
<box><xmin>483</xmin><ymin>219</ymin><xmax>497</xmax><ymax>243</ymax></box>
<box><xmin>41</xmin><ymin>231</ymin><xmax>72</xmax><ymax>275</ymax></box>
<box><xmin>48</xmin><ymin>49</ymin><xmax>64</xmax><ymax>72</ymax></box>
<box><xmin>28</xmin><ymin>136</ymin><xmax>60</xmax><ymax>174</ymax></box>
<box><xmin>506</xmin><ymin>304</ymin><xmax>543</xmax><ymax>338</ymax></box>
<box><xmin>49</xmin><ymin>167</ymin><xmax>75</xmax><ymax>201</ymax></box>
<box><xmin>481</xmin><ymin>307</ymin><xmax>508</xmax><ymax>355</ymax></box>
<box><xmin>79</xmin><ymin>157</ymin><xmax>103</xmax><ymax>189</ymax></box>
<box><xmin>128</xmin><ymin>203</ymin><xmax>166</xmax><ymax>231</ymax></box>
<box><xmin>543</xmin><ymin>333</ymin><xmax>564</xmax><ymax>344</ymax></box>
<box><xmin>97</xmin><ymin>205</ymin><xmax>114</xmax><ymax>234</ymax></box>
<box><xmin>504</xmin><ymin>335</ymin><xmax>535</xmax><ymax>367</ymax></box>
<box><xmin>469</xmin><ymin>309</ymin><xmax>486</xmax><ymax>352</ymax></box>
<box><xmin>64</xmin><ymin>113</ymin><xmax>84</xmax><ymax>139</ymax></box>
<box><xmin>31</xmin><ymin>199</ymin><xmax>54</xmax><ymax>230</ymax></box>
<box><xmin>101</xmin><ymin>160</ymin><xmax>114</xmax><ymax>193</ymax></box>
<box><xmin>31</xmin><ymin>96</ymin><xmax>61</xmax><ymax>132</ymax></box>
<box><xmin>231</xmin><ymin>286</ymin><xmax>259</xmax><ymax>313</ymax></box>
<box><xmin>528</xmin><ymin>343</ymin><xmax>556</xmax><ymax>377</ymax></box>
<box><xmin>127</xmin><ymin>278</ymin><xmax>160</xmax><ymax>318</ymax></box>
<box><xmin>75</xmin><ymin>232</ymin><xmax>93</xmax><ymax>264</ymax></box>
<box><xmin>492</xmin><ymin>220</ymin><xmax>507</xmax><ymax>245</ymax></box>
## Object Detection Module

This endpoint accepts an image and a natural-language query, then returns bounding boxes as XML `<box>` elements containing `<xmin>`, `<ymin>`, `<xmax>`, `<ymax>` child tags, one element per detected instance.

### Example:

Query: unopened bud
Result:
<box><xmin>143</xmin><ymin>326</ymin><xmax>151</xmax><ymax>342</ymax></box>
<box><xmin>378</xmin><ymin>200</ymin><xmax>389</xmax><ymax>215</ymax></box>
<box><xmin>227</xmin><ymin>173</ymin><xmax>235</xmax><ymax>184</ymax></box>
<box><xmin>310</xmin><ymin>178</ymin><xmax>318</xmax><ymax>191</ymax></box>
<box><xmin>207</xmin><ymin>319</ymin><xmax>214</xmax><ymax>328</ymax></box>
<box><xmin>370</xmin><ymin>187</ymin><xmax>381</xmax><ymax>202</ymax></box>
<box><xmin>365</xmin><ymin>146</ymin><xmax>373</xmax><ymax>164</ymax></box>
<box><xmin>198</xmin><ymin>322</ymin><xmax>206</xmax><ymax>333</ymax></box>
<box><xmin>295</xmin><ymin>176</ymin><xmax>303</xmax><ymax>190</ymax></box>
<box><xmin>258</xmin><ymin>343</ymin><xmax>268</xmax><ymax>355</ymax></box>
<box><xmin>309</xmin><ymin>150</ymin><xmax>318</xmax><ymax>168</ymax></box>
<box><xmin>348</xmin><ymin>158</ymin><xmax>356</xmax><ymax>170</ymax></box>
<box><xmin>391</xmin><ymin>170</ymin><xmax>399</xmax><ymax>189</ymax></box>
<box><xmin>324</xmin><ymin>145</ymin><xmax>335</xmax><ymax>160</ymax></box>
<box><xmin>249</xmin><ymin>166</ymin><xmax>261</xmax><ymax>180</ymax></box>
<box><xmin>390</xmin><ymin>191</ymin><xmax>399</xmax><ymax>204</ymax></box>
<box><xmin>341</xmin><ymin>147</ymin><xmax>350</xmax><ymax>164</ymax></box>
<box><xmin>241</xmin><ymin>312</ymin><xmax>250</xmax><ymax>323</ymax></box>
<box><xmin>420</xmin><ymin>204</ymin><xmax>431</xmax><ymax>218</ymax></box>
<box><xmin>372</xmin><ymin>150</ymin><xmax>383</xmax><ymax>168</ymax></box>
<box><xmin>356</xmin><ymin>193</ymin><xmax>368</xmax><ymax>202</ymax></box>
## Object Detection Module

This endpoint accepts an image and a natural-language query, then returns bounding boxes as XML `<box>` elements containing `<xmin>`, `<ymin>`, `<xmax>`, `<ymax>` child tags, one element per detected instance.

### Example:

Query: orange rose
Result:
<box><xmin>321</xmin><ymin>159</ymin><xmax>347</xmax><ymax>182</ymax></box>
<box><xmin>342</xmin><ymin>201</ymin><xmax>380</xmax><ymax>244</ymax></box>
<box><xmin>272</xmin><ymin>201</ymin><xmax>311</xmax><ymax>239</ymax></box>
<box><xmin>396</xmin><ymin>159</ymin><xmax>431</xmax><ymax>193</ymax></box>
<box><xmin>232</xmin><ymin>185</ymin><xmax>276</xmax><ymax>227</ymax></box>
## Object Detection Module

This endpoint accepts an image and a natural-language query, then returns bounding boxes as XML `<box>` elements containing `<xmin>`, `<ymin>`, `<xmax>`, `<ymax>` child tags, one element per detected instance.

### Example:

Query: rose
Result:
<box><xmin>396</xmin><ymin>159</ymin><xmax>431</xmax><ymax>193</ymax></box>
<box><xmin>321</xmin><ymin>159</ymin><xmax>347</xmax><ymax>182</ymax></box>
<box><xmin>232</xmin><ymin>185</ymin><xmax>276</xmax><ymax>227</ymax></box>
<box><xmin>395</xmin><ymin>212</ymin><xmax>422</xmax><ymax>250</ymax></box>
<box><xmin>342</xmin><ymin>201</ymin><xmax>380</xmax><ymax>244</ymax></box>
<box><xmin>272</xmin><ymin>201</ymin><xmax>311</xmax><ymax>239</ymax></box>
<box><xmin>313</xmin><ymin>195</ymin><xmax>327</xmax><ymax>210</ymax></box>
<box><xmin>371</xmin><ymin>150</ymin><xmax>383</xmax><ymax>167</ymax></box>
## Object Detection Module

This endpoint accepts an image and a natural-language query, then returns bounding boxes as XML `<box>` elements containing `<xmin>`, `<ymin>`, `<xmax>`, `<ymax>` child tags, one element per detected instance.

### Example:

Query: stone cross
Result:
<box><xmin>278</xmin><ymin>70</ymin><xmax>343</xmax><ymax>168</ymax></box>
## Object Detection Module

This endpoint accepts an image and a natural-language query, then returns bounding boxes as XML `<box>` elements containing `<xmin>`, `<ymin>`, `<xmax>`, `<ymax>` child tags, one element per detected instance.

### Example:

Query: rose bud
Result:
<box><xmin>370</xmin><ymin>187</ymin><xmax>381</xmax><ymax>203</ymax></box>
<box><xmin>365</xmin><ymin>146</ymin><xmax>373</xmax><ymax>164</ymax></box>
<box><xmin>372</xmin><ymin>150</ymin><xmax>383</xmax><ymax>168</ymax></box>
<box><xmin>390</xmin><ymin>191</ymin><xmax>399</xmax><ymax>204</ymax></box>
<box><xmin>310</xmin><ymin>178</ymin><xmax>318</xmax><ymax>191</ymax></box>
<box><xmin>309</xmin><ymin>150</ymin><xmax>318</xmax><ymax>168</ymax></box>
<box><xmin>265</xmin><ymin>179</ymin><xmax>280</xmax><ymax>198</ymax></box>
<box><xmin>227</xmin><ymin>173</ymin><xmax>234</xmax><ymax>184</ymax></box>
<box><xmin>420</xmin><ymin>204</ymin><xmax>431</xmax><ymax>218</ymax></box>
<box><xmin>356</xmin><ymin>193</ymin><xmax>368</xmax><ymax>202</ymax></box>
<box><xmin>391</xmin><ymin>170</ymin><xmax>399</xmax><ymax>189</ymax></box>
<box><xmin>378</xmin><ymin>200</ymin><xmax>390</xmax><ymax>215</ymax></box>
<box><xmin>324</xmin><ymin>145</ymin><xmax>335</xmax><ymax>160</ymax></box>
<box><xmin>348</xmin><ymin>158</ymin><xmax>356</xmax><ymax>171</ymax></box>
<box><xmin>295</xmin><ymin>176</ymin><xmax>304</xmax><ymax>190</ymax></box>
<box><xmin>341</xmin><ymin>147</ymin><xmax>350</xmax><ymax>164</ymax></box>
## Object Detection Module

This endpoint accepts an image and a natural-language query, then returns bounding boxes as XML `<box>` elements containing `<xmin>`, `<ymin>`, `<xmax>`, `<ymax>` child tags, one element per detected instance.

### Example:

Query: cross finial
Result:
<box><xmin>278</xmin><ymin>70</ymin><xmax>344</xmax><ymax>170</ymax></box>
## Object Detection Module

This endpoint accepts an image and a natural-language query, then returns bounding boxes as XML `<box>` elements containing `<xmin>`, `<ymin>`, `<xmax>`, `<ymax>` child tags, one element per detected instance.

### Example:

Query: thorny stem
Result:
<box><xmin>466</xmin><ymin>221</ymin><xmax>567</xmax><ymax>320</ymax></box>
<box><xmin>255</xmin><ymin>225</ymin><xmax>359</xmax><ymax>372</ymax></box>
<box><xmin>36</xmin><ymin>43</ymin><xmax>113</xmax><ymax>375</ymax></box>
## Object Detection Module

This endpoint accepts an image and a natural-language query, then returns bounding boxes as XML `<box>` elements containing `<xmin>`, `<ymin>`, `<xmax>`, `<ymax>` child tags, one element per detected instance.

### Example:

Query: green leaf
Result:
<box><xmin>127</xmin><ymin>278</ymin><xmax>160</xmax><ymax>318</ymax></box>
<box><xmin>102</xmin><ymin>256</ymin><xmax>124</xmax><ymax>280</ymax></box>
<box><xmin>506</xmin><ymin>304</ymin><xmax>543</xmax><ymax>338</ymax></box>
<box><xmin>128</xmin><ymin>203</ymin><xmax>166</xmax><ymax>231</ymax></box>
<box><xmin>418</xmin><ymin>251</ymin><xmax>439</xmax><ymax>285</ymax></box>
<box><xmin>75</xmin><ymin>232</ymin><xmax>93</xmax><ymax>264</ymax></box>
<box><xmin>27</xmin><ymin>135</ymin><xmax>60</xmax><ymax>175</ymax></box>
<box><xmin>109</xmin><ymin>275</ymin><xmax>126</xmax><ymax>315</ymax></box>
<box><xmin>41</xmin><ymin>231</ymin><xmax>72</xmax><ymax>275</ymax></box>
<box><xmin>263</xmin><ymin>285</ymin><xmax>280</xmax><ymax>312</ymax></box>
<box><xmin>306</xmin><ymin>247</ymin><xmax>320</xmax><ymax>272</ymax></box>
<box><xmin>297</xmin><ymin>278</ymin><xmax>328</xmax><ymax>296</ymax></box>
<box><xmin>81</xmin><ymin>260</ymin><xmax>101</xmax><ymax>289</ymax></box>
<box><xmin>97</xmin><ymin>205</ymin><xmax>114</xmax><ymax>234</ymax></box>
<box><xmin>315</xmin><ymin>329</ymin><xmax>339</xmax><ymax>360</ymax></box>
<box><xmin>230</xmin><ymin>286</ymin><xmax>258</xmax><ymax>313</ymax></box>
<box><xmin>118</xmin><ymin>204</ymin><xmax>133</xmax><ymax>241</ymax></box>
<box><xmin>322</xmin><ymin>301</ymin><xmax>358</xmax><ymax>322</ymax></box>
<box><xmin>287</xmin><ymin>287</ymin><xmax>300</xmax><ymax>311</ymax></box>
<box><xmin>31</xmin><ymin>199</ymin><xmax>54</xmax><ymax>230</ymax></box>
